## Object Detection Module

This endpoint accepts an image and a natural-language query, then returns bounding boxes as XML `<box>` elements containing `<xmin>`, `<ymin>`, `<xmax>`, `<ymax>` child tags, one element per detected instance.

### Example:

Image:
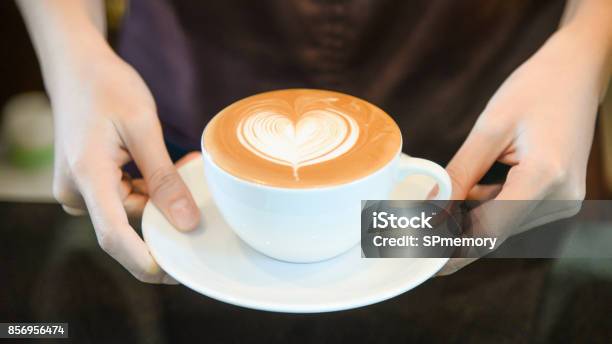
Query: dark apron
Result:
<box><xmin>117</xmin><ymin>0</ymin><xmax>565</xmax><ymax>165</ymax></box>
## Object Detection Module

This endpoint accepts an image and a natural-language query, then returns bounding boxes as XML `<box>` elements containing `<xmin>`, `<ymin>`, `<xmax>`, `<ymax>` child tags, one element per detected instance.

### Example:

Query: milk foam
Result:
<box><xmin>203</xmin><ymin>89</ymin><xmax>401</xmax><ymax>188</ymax></box>
<box><xmin>237</xmin><ymin>100</ymin><xmax>359</xmax><ymax>180</ymax></box>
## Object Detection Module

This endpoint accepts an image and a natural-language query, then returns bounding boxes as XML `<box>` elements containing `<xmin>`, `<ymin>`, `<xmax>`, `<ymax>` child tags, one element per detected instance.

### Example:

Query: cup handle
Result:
<box><xmin>396</xmin><ymin>155</ymin><xmax>452</xmax><ymax>200</ymax></box>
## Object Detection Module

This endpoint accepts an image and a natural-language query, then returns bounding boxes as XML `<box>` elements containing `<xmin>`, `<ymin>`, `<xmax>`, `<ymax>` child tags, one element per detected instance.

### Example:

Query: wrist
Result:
<box><xmin>44</xmin><ymin>33</ymin><xmax>117</xmax><ymax>99</ymax></box>
<box><xmin>553</xmin><ymin>25</ymin><xmax>612</xmax><ymax>102</ymax></box>
<box><xmin>559</xmin><ymin>1</ymin><xmax>612</xmax><ymax>99</ymax></box>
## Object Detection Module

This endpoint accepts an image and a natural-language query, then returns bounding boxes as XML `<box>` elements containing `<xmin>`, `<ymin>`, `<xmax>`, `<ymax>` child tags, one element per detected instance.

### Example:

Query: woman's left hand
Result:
<box><xmin>439</xmin><ymin>24</ymin><xmax>611</xmax><ymax>275</ymax></box>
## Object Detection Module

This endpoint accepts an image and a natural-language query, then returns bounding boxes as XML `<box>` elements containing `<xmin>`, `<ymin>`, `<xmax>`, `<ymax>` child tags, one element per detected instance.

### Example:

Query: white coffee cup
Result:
<box><xmin>201</xmin><ymin>132</ymin><xmax>452</xmax><ymax>263</ymax></box>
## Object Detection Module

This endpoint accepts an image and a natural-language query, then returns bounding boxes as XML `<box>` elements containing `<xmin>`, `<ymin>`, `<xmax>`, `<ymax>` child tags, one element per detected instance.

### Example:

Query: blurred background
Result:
<box><xmin>0</xmin><ymin>0</ymin><xmax>610</xmax><ymax>203</ymax></box>
<box><xmin>0</xmin><ymin>0</ymin><xmax>128</xmax><ymax>202</ymax></box>
<box><xmin>0</xmin><ymin>1</ymin><xmax>610</xmax><ymax>343</ymax></box>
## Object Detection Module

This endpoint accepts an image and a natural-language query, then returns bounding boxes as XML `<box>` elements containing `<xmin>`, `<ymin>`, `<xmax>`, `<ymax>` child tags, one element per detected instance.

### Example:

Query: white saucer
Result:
<box><xmin>142</xmin><ymin>155</ymin><xmax>448</xmax><ymax>313</ymax></box>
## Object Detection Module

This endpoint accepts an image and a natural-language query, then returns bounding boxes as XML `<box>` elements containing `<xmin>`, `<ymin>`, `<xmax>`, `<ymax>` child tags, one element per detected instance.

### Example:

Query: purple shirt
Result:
<box><xmin>118</xmin><ymin>0</ymin><xmax>564</xmax><ymax>164</ymax></box>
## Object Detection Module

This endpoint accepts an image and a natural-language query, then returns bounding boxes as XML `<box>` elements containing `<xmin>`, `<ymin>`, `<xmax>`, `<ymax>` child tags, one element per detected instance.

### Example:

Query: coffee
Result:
<box><xmin>203</xmin><ymin>89</ymin><xmax>401</xmax><ymax>188</ymax></box>
<box><xmin>202</xmin><ymin>89</ymin><xmax>451</xmax><ymax>262</ymax></box>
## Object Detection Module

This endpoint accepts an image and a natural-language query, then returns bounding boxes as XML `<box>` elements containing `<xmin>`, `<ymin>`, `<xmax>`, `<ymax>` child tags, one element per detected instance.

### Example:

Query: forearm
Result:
<box><xmin>560</xmin><ymin>0</ymin><xmax>612</xmax><ymax>100</ymax></box>
<box><xmin>16</xmin><ymin>0</ymin><xmax>111</xmax><ymax>93</ymax></box>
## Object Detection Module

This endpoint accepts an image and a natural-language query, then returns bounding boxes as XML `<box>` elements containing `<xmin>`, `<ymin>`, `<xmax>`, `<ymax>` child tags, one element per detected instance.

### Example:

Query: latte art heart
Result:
<box><xmin>237</xmin><ymin>108</ymin><xmax>359</xmax><ymax>179</ymax></box>
<box><xmin>203</xmin><ymin>89</ymin><xmax>401</xmax><ymax>188</ymax></box>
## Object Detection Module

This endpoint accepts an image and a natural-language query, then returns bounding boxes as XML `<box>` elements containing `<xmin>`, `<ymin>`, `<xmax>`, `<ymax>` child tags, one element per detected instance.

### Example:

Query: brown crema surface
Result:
<box><xmin>203</xmin><ymin>89</ymin><xmax>401</xmax><ymax>188</ymax></box>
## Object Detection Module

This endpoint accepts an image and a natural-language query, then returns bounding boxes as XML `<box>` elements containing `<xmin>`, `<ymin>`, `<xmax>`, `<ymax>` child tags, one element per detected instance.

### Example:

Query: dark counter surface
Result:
<box><xmin>1</xmin><ymin>202</ymin><xmax>610</xmax><ymax>343</ymax></box>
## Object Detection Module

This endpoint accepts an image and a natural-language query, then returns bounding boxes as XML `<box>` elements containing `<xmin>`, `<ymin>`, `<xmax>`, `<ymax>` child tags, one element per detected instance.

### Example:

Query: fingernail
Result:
<box><xmin>170</xmin><ymin>198</ymin><xmax>199</xmax><ymax>231</ymax></box>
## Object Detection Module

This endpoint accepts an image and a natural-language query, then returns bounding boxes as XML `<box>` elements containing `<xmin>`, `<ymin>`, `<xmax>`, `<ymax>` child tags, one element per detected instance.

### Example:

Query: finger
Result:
<box><xmin>467</xmin><ymin>166</ymin><xmax>542</xmax><ymax>239</ymax></box>
<box><xmin>516</xmin><ymin>200</ymin><xmax>582</xmax><ymax>234</ymax></box>
<box><xmin>446</xmin><ymin>123</ymin><xmax>509</xmax><ymax>199</ymax></box>
<box><xmin>176</xmin><ymin>151</ymin><xmax>202</xmax><ymax>168</ymax></box>
<box><xmin>440</xmin><ymin>167</ymin><xmax>540</xmax><ymax>271</ymax></box>
<box><xmin>426</xmin><ymin>185</ymin><xmax>439</xmax><ymax>200</ymax></box>
<box><xmin>131</xmin><ymin>178</ymin><xmax>148</xmax><ymax>195</ymax></box>
<box><xmin>124</xmin><ymin>192</ymin><xmax>148</xmax><ymax>219</ymax></box>
<box><xmin>497</xmin><ymin>149</ymin><xmax>519</xmax><ymax>166</ymax></box>
<box><xmin>120</xmin><ymin>174</ymin><xmax>147</xmax><ymax>219</ymax></box>
<box><xmin>467</xmin><ymin>184</ymin><xmax>503</xmax><ymax>201</ymax></box>
<box><xmin>439</xmin><ymin>160</ymin><xmax>565</xmax><ymax>275</ymax></box>
<box><xmin>428</xmin><ymin>182</ymin><xmax>496</xmax><ymax>203</ymax></box>
<box><xmin>56</xmin><ymin>170</ymin><xmax>132</xmax><ymax>216</ymax></box>
<box><xmin>62</xmin><ymin>205</ymin><xmax>88</xmax><ymax>216</ymax></box>
<box><xmin>498</xmin><ymin>162</ymin><xmax>581</xmax><ymax>234</ymax></box>
<box><xmin>120</xmin><ymin>119</ymin><xmax>200</xmax><ymax>231</ymax></box>
<box><xmin>494</xmin><ymin>159</ymin><xmax>563</xmax><ymax>200</ymax></box>
<box><xmin>119</xmin><ymin>177</ymin><xmax>133</xmax><ymax>201</ymax></box>
<box><xmin>52</xmin><ymin>142</ymin><xmax>87</xmax><ymax>210</ymax></box>
<box><xmin>74</xmin><ymin>159</ymin><xmax>168</xmax><ymax>283</ymax></box>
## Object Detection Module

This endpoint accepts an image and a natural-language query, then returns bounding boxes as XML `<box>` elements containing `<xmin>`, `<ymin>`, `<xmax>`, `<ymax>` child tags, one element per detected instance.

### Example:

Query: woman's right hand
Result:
<box><xmin>49</xmin><ymin>48</ymin><xmax>200</xmax><ymax>283</ymax></box>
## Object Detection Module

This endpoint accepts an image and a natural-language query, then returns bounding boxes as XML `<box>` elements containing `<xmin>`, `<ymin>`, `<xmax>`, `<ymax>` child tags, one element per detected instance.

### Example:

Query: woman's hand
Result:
<box><xmin>439</xmin><ymin>23</ymin><xmax>611</xmax><ymax>274</ymax></box>
<box><xmin>18</xmin><ymin>0</ymin><xmax>201</xmax><ymax>284</ymax></box>
<box><xmin>50</xmin><ymin>49</ymin><xmax>200</xmax><ymax>283</ymax></box>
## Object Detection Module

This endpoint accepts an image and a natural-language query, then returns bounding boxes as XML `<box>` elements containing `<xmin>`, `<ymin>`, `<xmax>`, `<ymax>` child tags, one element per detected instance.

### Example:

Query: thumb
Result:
<box><xmin>122</xmin><ymin>118</ymin><xmax>200</xmax><ymax>231</ymax></box>
<box><xmin>446</xmin><ymin>124</ymin><xmax>508</xmax><ymax>199</ymax></box>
